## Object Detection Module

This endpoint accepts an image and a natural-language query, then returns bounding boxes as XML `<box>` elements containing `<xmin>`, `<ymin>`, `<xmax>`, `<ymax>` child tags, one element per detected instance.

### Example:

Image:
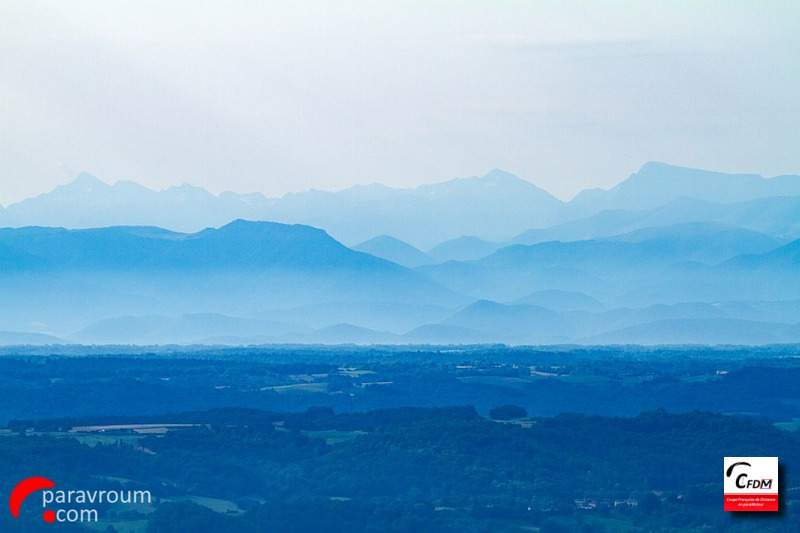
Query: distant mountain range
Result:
<box><xmin>565</xmin><ymin>162</ymin><xmax>800</xmax><ymax>216</ymax></box>
<box><xmin>0</xmin><ymin>168</ymin><xmax>560</xmax><ymax>249</ymax></box>
<box><xmin>1</xmin><ymin>162</ymin><xmax>798</xmax><ymax>346</ymax></box>
<box><xmin>1</xmin><ymin>219</ymin><xmax>798</xmax><ymax>346</ymax></box>
<box><xmin>3</xmin><ymin>162</ymin><xmax>798</xmax><ymax>249</ymax></box>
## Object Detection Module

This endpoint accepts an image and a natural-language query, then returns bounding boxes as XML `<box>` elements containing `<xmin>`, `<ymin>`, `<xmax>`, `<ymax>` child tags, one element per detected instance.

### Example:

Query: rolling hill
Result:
<box><xmin>352</xmin><ymin>235</ymin><xmax>432</xmax><ymax>268</ymax></box>
<box><xmin>0</xmin><ymin>221</ymin><xmax>466</xmax><ymax>340</ymax></box>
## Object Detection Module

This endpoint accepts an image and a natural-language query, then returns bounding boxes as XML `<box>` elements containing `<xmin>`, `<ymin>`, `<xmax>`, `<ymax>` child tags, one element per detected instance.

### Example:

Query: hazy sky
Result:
<box><xmin>1</xmin><ymin>1</ymin><xmax>798</xmax><ymax>205</ymax></box>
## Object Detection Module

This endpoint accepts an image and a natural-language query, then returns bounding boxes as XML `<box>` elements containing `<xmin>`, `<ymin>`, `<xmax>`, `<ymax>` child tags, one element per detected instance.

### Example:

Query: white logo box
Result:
<box><xmin>724</xmin><ymin>457</ymin><xmax>778</xmax><ymax>512</ymax></box>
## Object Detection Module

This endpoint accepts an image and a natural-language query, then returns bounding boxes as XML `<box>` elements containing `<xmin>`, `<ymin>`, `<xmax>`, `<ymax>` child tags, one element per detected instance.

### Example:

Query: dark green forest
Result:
<box><xmin>0</xmin><ymin>345</ymin><xmax>798</xmax><ymax>531</ymax></box>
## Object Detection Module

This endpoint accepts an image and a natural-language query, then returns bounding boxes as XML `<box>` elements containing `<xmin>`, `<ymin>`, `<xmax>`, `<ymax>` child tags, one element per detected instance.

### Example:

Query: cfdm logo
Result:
<box><xmin>9</xmin><ymin>476</ymin><xmax>151</xmax><ymax>524</ymax></box>
<box><xmin>723</xmin><ymin>457</ymin><xmax>778</xmax><ymax>512</ymax></box>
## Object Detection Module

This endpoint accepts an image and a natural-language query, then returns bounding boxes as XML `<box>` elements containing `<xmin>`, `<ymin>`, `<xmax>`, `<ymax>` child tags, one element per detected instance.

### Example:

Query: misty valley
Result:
<box><xmin>1</xmin><ymin>163</ymin><xmax>799</xmax><ymax>347</ymax></box>
<box><xmin>3</xmin><ymin>1</ymin><xmax>799</xmax><ymax>530</ymax></box>
<box><xmin>1</xmin><ymin>162</ymin><xmax>798</xmax><ymax>532</ymax></box>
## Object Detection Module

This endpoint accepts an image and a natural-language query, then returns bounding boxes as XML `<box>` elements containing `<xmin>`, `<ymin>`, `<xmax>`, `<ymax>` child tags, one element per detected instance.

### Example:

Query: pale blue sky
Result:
<box><xmin>1</xmin><ymin>1</ymin><xmax>798</xmax><ymax>205</ymax></box>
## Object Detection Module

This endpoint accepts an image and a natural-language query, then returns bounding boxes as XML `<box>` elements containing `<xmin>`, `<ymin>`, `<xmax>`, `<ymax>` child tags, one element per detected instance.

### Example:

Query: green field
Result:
<box><xmin>84</xmin><ymin>519</ymin><xmax>148</xmax><ymax>533</ymax></box>
<box><xmin>775</xmin><ymin>418</ymin><xmax>800</xmax><ymax>432</ymax></box>
<box><xmin>262</xmin><ymin>382</ymin><xmax>329</xmax><ymax>393</ymax></box>
<box><xmin>166</xmin><ymin>495</ymin><xmax>244</xmax><ymax>515</ymax></box>
<box><xmin>302</xmin><ymin>429</ymin><xmax>367</xmax><ymax>444</ymax></box>
<box><xmin>338</xmin><ymin>368</ymin><xmax>377</xmax><ymax>377</ymax></box>
<box><xmin>457</xmin><ymin>375</ymin><xmax>533</xmax><ymax>388</ymax></box>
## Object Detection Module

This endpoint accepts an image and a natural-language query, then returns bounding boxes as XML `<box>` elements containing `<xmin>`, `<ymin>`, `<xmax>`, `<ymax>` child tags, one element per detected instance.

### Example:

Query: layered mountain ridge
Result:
<box><xmin>1</xmin><ymin>162</ymin><xmax>798</xmax><ymax>346</ymax></box>
<box><xmin>4</xmin><ymin>162</ymin><xmax>798</xmax><ymax>249</ymax></box>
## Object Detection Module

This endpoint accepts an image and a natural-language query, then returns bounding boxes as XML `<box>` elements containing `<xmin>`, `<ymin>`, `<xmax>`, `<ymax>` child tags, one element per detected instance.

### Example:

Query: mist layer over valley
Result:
<box><xmin>1</xmin><ymin>162</ymin><xmax>798</xmax><ymax>346</ymax></box>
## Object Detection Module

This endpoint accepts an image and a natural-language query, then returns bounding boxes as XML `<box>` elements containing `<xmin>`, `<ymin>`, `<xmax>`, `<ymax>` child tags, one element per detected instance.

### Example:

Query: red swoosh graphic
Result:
<box><xmin>9</xmin><ymin>477</ymin><xmax>55</xmax><ymax>518</ymax></box>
